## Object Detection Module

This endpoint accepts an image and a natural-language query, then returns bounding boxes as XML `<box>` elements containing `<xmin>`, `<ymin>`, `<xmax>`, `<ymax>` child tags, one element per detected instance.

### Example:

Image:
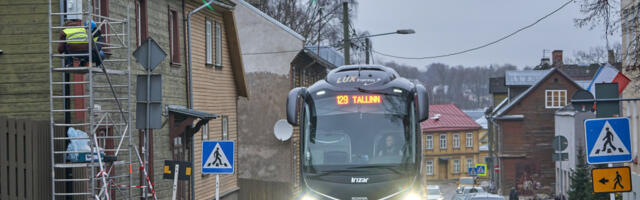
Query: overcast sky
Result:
<box><xmin>354</xmin><ymin>0</ymin><xmax>620</xmax><ymax>69</ymax></box>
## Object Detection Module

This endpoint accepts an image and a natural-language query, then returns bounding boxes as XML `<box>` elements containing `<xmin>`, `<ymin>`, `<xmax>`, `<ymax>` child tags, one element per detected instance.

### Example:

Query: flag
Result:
<box><xmin>587</xmin><ymin>64</ymin><xmax>630</xmax><ymax>95</ymax></box>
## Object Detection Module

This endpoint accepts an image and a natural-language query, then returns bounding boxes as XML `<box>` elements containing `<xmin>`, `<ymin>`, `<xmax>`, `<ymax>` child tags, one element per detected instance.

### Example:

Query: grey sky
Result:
<box><xmin>354</xmin><ymin>0</ymin><xmax>620</xmax><ymax>69</ymax></box>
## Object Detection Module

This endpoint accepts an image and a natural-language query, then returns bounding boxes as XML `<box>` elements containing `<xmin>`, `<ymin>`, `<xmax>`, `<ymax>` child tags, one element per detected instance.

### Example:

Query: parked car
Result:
<box><xmin>464</xmin><ymin>192</ymin><xmax>505</xmax><ymax>200</ymax></box>
<box><xmin>452</xmin><ymin>186</ymin><xmax>485</xmax><ymax>200</ymax></box>
<box><xmin>426</xmin><ymin>185</ymin><xmax>444</xmax><ymax>200</ymax></box>
<box><xmin>458</xmin><ymin>177</ymin><xmax>475</xmax><ymax>188</ymax></box>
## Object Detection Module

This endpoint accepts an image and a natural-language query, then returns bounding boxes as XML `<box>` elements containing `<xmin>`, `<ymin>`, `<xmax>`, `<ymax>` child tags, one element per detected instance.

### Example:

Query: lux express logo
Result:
<box><xmin>336</xmin><ymin>77</ymin><xmax>381</xmax><ymax>85</ymax></box>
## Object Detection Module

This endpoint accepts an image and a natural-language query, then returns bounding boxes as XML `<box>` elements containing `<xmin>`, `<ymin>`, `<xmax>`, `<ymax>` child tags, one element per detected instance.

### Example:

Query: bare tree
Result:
<box><xmin>567</xmin><ymin>43</ymin><xmax>623</xmax><ymax>64</ymax></box>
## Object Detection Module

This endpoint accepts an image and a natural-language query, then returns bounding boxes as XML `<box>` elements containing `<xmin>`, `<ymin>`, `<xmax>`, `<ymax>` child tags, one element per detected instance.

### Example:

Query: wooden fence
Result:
<box><xmin>0</xmin><ymin>116</ymin><xmax>64</xmax><ymax>200</ymax></box>
<box><xmin>238</xmin><ymin>178</ymin><xmax>293</xmax><ymax>200</ymax></box>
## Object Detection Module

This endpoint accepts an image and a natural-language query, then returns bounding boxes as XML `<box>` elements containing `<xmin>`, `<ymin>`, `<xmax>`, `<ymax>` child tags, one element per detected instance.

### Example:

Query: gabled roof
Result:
<box><xmin>217</xmin><ymin>5</ymin><xmax>249</xmax><ymax>97</ymax></box>
<box><xmin>304</xmin><ymin>46</ymin><xmax>344</xmax><ymax>68</ymax></box>
<box><xmin>489</xmin><ymin>77</ymin><xmax>507</xmax><ymax>94</ymax></box>
<box><xmin>421</xmin><ymin>104</ymin><xmax>481</xmax><ymax>132</ymax></box>
<box><xmin>494</xmin><ymin>68</ymin><xmax>583</xmax><ymax>117</ymax></box>
<box><xmin>234</xmin><ymin>0</ymin><xmax>304</xmax><ymax>40</ymax></box>
<box><xmin>505</xmin><ymin>70</ymin><xmax>552</xmax><ymax>86</ymax></box>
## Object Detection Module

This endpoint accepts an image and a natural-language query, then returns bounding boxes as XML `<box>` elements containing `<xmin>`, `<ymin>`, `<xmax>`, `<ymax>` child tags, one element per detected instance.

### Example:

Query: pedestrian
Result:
<box><xmin>58</xmin><ymin>19</ymin><xmax>89</xmax><ymax>66</ymax></box>
<box><xmin>509</xmin><ymin>187</ymin><xmax>519</xmax><ymax>200</ymax></box>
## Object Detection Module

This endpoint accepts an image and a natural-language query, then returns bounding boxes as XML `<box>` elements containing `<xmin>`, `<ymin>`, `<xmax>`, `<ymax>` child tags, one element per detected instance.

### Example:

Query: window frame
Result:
<box><xmin>135</xmin><ymin>0</ymin><xmax>148</xmax><ymax>47</ymax></box>
<box><xmin>466</xmin><ymin>132</ymin><xmax>473</xmax><ymax>148</ymax></box>
<box><xmin>426</xmin><ymin>160</ymin><xmax>434</xmax><ymax>176</ymax></box>
<box><xmin>453</xmin><ymin>159</ymin><xmax>460</xmax><ymax>174</ymax></box>
<box><xmin>202</xmin><ymin>123</ymin><xmax>209</xmax><ymax>141</ymax></box>
<box><xmin>425</xmin><ymin>135</ymin><xmax>433</xmax><ymax>150</ymax></box>
<box><xmin>545</xmin><ymin>89</ymin><xmax>567</xmax><ymax>108</ymax></box>
<box><xmin>453</xmin><ymin>134</ymin><xmax>460</xmax><ymax>148</ymax></box>
<box><xmin>467</xmin><ymin>158</ymin><xmax>473</xmax><ymax>169</ymax></box>
<box><xmin>205</xmin><ymin>19</ymin><xmax>213</xmax><ymax>65</ymax></box>
<box><xmin>440</xmin><ymin>134</ymin><xmax>447</xmax><ymax>149</ymax></box>
<box><xmin>221</xmin><ymin>115</ymin><xmax>228</xmax><ymax>140</ymax></box>
<box><xmin>168</xmin><ymin>7</ymin><xmax>180</xmax><ymax>64</ymax></box>
<box><xmin>214</xmin><ymin>22</ymin><xmax>222</xmax><ymax>67</ymax></box>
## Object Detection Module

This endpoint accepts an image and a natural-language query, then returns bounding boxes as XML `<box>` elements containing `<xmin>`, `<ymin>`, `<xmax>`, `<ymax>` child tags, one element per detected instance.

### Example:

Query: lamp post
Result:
<box><xmin>346</xmin><ymin>29</ymin><xmax>415</xmax><ymax>64</ymax></box>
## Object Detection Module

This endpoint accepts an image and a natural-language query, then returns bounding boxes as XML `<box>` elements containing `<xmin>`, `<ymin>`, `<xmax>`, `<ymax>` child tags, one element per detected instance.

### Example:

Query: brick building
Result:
<box><xmin>421</xmin><ymin>104</ymin><xmax>483</xmax><ymax>181</ymax></box>
<box><xmin>490</xmin><ymin>68</ymin><xmax>583</xmax><ymax>195</ymax></box>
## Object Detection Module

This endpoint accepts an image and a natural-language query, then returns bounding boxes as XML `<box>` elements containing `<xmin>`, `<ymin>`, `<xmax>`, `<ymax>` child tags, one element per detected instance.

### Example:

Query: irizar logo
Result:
<box><xmin>351</xmin><ymin>177</ymin><xmax>369</xmax><ymax>184</ymax></box>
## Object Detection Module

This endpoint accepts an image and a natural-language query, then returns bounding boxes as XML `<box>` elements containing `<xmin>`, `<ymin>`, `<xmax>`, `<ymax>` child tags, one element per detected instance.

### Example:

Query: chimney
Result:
<box><xmin>552</xmin><ymin>50</ymin><xmax>563</xmax><ymax>66</ymax></box>
<box><xmin>608</xmin><ymin>50</ymin><xmax>615</xmax><ymax>64</ymax></box>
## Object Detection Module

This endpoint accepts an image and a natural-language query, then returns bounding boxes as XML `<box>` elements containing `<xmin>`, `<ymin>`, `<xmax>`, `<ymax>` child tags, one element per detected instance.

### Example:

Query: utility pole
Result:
<box><xmin>342</xmin><ymin>1</ymin><xmax>350</xmax><ymax>65</ymax></box>
<box><xmin>365</xmin><ymin>38</ymin><xmax>370</xmax><ymax>64</ymax></box>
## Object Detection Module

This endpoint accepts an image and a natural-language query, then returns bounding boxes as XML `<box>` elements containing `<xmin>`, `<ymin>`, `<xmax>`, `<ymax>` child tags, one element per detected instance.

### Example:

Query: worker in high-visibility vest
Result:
<box><xmin>57</xmin><ymin>19</ymin><xmax>90</xmax><ymax>66</ymax></box>
<box><xmin>87</xmin><ymin>20</ymin><xmax>106</xmax><ymax>66</ymax></box>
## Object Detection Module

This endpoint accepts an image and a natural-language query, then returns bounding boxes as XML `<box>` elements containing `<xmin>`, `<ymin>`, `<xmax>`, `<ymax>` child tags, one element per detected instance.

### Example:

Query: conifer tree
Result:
<box><xmin>567</xmin><ymin>147</ymin><xmax>608</xmax><ymax>200</ymax></box>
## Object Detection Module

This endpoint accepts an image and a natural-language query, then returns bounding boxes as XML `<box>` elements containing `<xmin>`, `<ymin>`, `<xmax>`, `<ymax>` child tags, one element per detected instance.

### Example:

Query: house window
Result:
<box><xmin>426</xmin><ymin>160</ymin><xmax>434</xmax><ymax>175</ymax></box>
<box><xmin>545</xmin><ymin>90</ymin><xmax>567</xmax><ymax>108</ymax></box>
<box><xmin>202</xmin><ymin>123</ymin><xmax>209</xmax><ymax>140</ymax></box>
<box><xmin>466</xmin><ymin>132</ymin><xmax>473</xmax><ymax>148</ymax></box>
<box><xmin>168</xmin><ymin>8</ymin><xmax>180</xmax><ymax>63</ymax></box>
<box><xmin>221</xmin><ymin>116</ymin><xmax>228</xmax><ymax>140</ymax></box>
<box><xmin>453</xmin><ymin>159</ymin><xmax>460</xmax><ymax>174</ymax></box>
<box><xmin>135</xmin><ymin>0</ymin><xmax>148</xmax><ymax>47</ymax></box>
<box><xmin>205</xmin><ymin>20</ymin><xmax>213</xmax><ymax>65</ymax></box>
<box><xmin>453</xmin><ymin>134</ymin><xmax>460</xmax><ymax>148</ymax></box>
<box><xmin>467</xmin><ymin>158</ymin><xmax>473</xmax><ymax>169</ymax></box>
<box><xmin>440</xmin><ymin>135</ymin><xmax>447</xmax><ymax>149</ymax></box>
<box><xmin>214</xmin><ymin>22</ymin><xmax>222</xmax><ymax>66</ymax></box>
<box><xmin>425</xmin><ymin>135</ymin><xmax>433</xmax><ymax>149</ymax></box>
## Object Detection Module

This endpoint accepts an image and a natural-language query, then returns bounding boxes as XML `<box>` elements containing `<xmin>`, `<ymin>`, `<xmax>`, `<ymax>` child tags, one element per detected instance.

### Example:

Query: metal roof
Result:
<box><xmin>505</xmin><ymin>70</ymin><xmax>552</xmax><ymax>86</ymax></box>
<box><xmin>304</xmin><ymin>45</ymin><xmax>344</xmax><ymax>68</ymax></box>
<box><xmin>234</xmin><ymin>0</ymin><xmax>305</xmax><ymax>40</ymax></box>
<box><xmin>421</xmin><ymin>104</ymin><xmax>482</xmax><ymax>132</ymax></box>
<box><xmin>489</xmin><ymin>77</ymin><xmax>507</xmax><ymax>93</ymax></box>
<box><xmin>167</xmin><ymin>105</ymin><xmax>218</xmax><ymax>119</ymax></box>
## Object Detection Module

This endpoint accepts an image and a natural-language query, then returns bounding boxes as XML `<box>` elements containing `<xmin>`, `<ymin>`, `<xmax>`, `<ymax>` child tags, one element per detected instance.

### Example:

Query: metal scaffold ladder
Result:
<box><xmin>47</xmin><ymin>0</ymin><xmax>146</xmax><ymax>199</ymax></box>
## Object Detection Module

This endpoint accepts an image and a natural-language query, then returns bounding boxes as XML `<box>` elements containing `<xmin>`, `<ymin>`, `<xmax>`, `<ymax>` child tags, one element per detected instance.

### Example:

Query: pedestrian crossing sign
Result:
<box><xmin>585</xmin><ymin>117</ymin><xmax>632</xmax><ymax>164</ymax></box>
<box><xmin>475</xmin><ymin>164</ymin><xmax>487</xmax><ymax>176</ymax></box>
<box><xmin>202</xmin><ymin>141</ymin><xmax>234</xmax><ymax>174</ymax></box>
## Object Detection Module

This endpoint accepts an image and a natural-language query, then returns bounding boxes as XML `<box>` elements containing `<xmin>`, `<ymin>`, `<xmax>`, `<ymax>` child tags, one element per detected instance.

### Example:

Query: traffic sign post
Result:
<box><xmin>584</xmin><ymin>117</ymin><xmax>632</xmax><ymax>164</ymax></box>
<box><xmin>468</xmin><ymin>167</ymin><xmax>478</xmax><ymax>177</ymax></box>
<box><xmin>202</xmin><ymin>141</ymin><xmax>234</xmax><ymax>200</ymax></box>
<box><xmin>592</xmin><ymin>166</ymin><xmax>632</xmax><ymax>193</ymax></box>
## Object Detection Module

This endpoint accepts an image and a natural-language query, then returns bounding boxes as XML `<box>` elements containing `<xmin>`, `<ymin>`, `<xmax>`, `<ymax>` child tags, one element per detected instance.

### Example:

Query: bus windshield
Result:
<box><xmin>302</xmin><ymin>92</ymin><xmax>416</xmax><ymax>175</ymax></box>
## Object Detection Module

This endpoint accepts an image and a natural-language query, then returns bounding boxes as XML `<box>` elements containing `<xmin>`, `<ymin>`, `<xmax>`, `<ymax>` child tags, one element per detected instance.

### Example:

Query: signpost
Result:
<box><xmin>202</xmin><ymin>141</ymin><xmax>235</xmax><ymax>200</ymax></box>
<box><xmin>584</xmin><ymin>117</ymin><xmax>632</xmax><ymax>164</ymax></box>
<box><xmin>163</xmin><ymin>160</ymin><xmax>191</xmax><ymax>200</ymax></box>
<box><xmin>592</xmin><ymin>167</ymin><xmax>632</xmax><ymax>193</ymax></box>
<box><xmin>468</xmin><ymin>167</ymin><xmax>478</xmax><ymax>177</ymax></box>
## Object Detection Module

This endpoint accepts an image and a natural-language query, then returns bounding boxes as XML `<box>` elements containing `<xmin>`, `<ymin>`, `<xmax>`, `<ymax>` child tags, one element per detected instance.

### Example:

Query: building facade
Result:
<box><xmin>554</xmin><ymin>106</ymin><xmax>594</xmax><ymax>199</ymax></box>
<box><xmin>422</xmin><ymin>104</ymin><xmax>482</xmax><ymax>181</ymax></box>
<box><xmin>491</xmin><ymin>68</ymin><xmax>583</xmax><ymax>196</ymax></box>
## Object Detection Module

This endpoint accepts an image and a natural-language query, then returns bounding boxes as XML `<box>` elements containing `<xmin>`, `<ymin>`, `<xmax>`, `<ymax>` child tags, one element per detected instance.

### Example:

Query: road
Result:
<box><xmin>426</xmin><ymin>180</ymin><xmax>458</xmax><ymax>200</ymax></box>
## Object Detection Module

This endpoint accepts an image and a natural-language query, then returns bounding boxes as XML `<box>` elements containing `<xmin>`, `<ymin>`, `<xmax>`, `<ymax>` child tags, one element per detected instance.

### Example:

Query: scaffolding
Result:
<box><xmin>47</xmin><ymin>0</ymin><xmax>144</xmax><ymax>199</ymax></box>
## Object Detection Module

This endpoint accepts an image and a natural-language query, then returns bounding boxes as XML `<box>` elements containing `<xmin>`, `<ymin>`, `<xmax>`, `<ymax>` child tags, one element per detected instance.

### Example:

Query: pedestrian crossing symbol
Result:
<box><xmin>202</xmin><ymin>141</ymin><xmax>234</xmax><ymax>174</ymax></box>
<box><xmin>585</xmin><ymin>117</ymin><xmax>632</xmax><ymax>164</ymax></box>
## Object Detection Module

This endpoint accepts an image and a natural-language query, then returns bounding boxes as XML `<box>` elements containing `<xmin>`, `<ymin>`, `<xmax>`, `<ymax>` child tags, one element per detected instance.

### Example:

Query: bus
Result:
<box><xmin>286</xmin><ymin>65</ymin><xmax>429</xmax><ymax>200</ymax></box>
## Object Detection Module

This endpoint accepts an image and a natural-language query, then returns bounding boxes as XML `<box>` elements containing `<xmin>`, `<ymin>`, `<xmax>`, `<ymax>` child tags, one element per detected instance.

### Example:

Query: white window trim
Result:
<box><xmin>466</xmin><ymin>132</ymin><xmax>473</xmax><ymax>148</ymax></box>
<box><xmin>545</xmin><ymin>90</ymin><xmax>567</xmax><ymax>109</ymax></box>
<box><xmin>467</xmin><ymin>158</ymin><xmax>473</xmax><ymax>169</ymax></box>
<box><xmin>205</xmin><ymin>20</ymin><xmax>213</xmax><ymax>65</ymax></box>
<box><xmin>440</xmin><ymin>134</ymin><xmax>447</xmax><ymax>149</ymax></box>
<box><xmin>453</xmin><ymin>159</ymin><xmax>460</xmax><ymax>174</ymax></box>
<box><xmin>426</xmin><ymin>135</ymin><xmax>433</xmax><ymax>149</ymax></box>
<box><xmin>202</xmin><ymin>123</ymin><xmax>209</xmax><ymax>141</ymax></box>
<box><xmin>214</xmin><ymin>22</ymin><xmax>222</xmax><ymax>67</ymax></box>
<box><xmin>426</xmin><ymin>160</ymin><xmax>434</xmax><ymax>175</ymax></box>
<box><xmin>453</xmin><ymin>134</ymin><xmax>460</xmax><ymax>148</ymax></box>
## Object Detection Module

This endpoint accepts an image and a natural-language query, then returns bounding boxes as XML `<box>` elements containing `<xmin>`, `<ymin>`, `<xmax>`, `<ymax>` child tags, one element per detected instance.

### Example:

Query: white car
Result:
<box><xmin>425</xmin><ymin>185</ymin><xmax>444</xmax><ymax>200</ymax></box>
<box><xmin>452</xmin><ymin>186</ymin><xmax>485</xmax><ymax>200</ymax></box>
<box><xmin>464</xmin><ymin>192</ymin><xmax>505</xmax><ymax>200</ymax></box>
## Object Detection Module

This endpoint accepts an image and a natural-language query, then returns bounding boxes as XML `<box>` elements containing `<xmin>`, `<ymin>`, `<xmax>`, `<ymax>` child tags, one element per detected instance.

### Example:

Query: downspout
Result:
<box><xmin>186</xmin><ymin>1</ymin><xmax>233</xmax><ymax>200</ymax></box>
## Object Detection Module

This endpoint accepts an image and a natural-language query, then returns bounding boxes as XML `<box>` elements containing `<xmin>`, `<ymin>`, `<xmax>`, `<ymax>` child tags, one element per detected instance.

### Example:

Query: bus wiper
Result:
<box><xmin>309</xmin><ymin>169</ymin><xmax>360</xmax><ymax>177</ymax></box>
<box><xmin>348</xmin><ymin>165</ymin><xmax>402</xmax><ymax>175</ymax></box>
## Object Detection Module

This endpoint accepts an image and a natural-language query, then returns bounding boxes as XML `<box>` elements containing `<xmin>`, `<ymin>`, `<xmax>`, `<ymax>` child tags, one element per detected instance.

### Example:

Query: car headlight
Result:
<box><xmin>301</xmin><ymin>194</ymin><xmax>317</xmax><ymax>200</ymax></box>
<box><xmin>403</xmin><ymin>192</ymin><xmax>422</xmax><ymax>200</ymax></box>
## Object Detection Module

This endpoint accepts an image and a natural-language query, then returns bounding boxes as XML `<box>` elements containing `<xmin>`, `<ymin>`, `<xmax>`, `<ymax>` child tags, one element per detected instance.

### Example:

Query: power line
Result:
<box><xmin>372</xmin><ymin>0</ymin><xmax>575</xmax><ymax>60</ymax></box>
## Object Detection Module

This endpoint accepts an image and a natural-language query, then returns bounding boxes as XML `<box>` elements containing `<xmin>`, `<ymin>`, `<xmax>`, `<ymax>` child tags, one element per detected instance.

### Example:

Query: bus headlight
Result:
<box><xmin>403</xmin><ymin>192</ymin><xmax>422</xmax><ymax>200</ymax></box>
<box><xmin>301</xmin><ymin>194</ymin><xmax>317</xmax><ymax>200</ymax></box>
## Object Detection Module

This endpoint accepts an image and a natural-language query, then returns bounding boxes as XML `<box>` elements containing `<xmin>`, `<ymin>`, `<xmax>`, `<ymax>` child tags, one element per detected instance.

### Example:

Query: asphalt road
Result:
<box><xmin>426</xmin><ymin>180</ymin><xmax>458</xmax><ymax>200</ymax></box>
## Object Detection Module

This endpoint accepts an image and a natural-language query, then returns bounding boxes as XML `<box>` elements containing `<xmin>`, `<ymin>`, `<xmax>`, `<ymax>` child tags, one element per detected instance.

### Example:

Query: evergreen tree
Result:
<box><xmin>567</xmin><ymin>147</ymin><xmax>608</xmax><ymax>200</ymax></box>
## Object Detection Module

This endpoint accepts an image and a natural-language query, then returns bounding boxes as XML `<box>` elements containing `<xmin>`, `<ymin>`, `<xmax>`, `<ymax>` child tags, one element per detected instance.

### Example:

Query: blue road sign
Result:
<box><xmin>202</xmin><ymin>141</ymin><xmax>234</xmax><ymax>174</ymax></box>
<box><xmin>584</xmin><ymin>117</ymin><xmax>632</xmax><ymax>164</ymax></box>
<box><xmin>468</xmin><ymin>167</ymin><xmax>478</xmax><ymax>177</ymax></box>
<box><xmin>475</xmin><ymin>164</ymin><xmax>487</xmax><ymax>176</ymax></box>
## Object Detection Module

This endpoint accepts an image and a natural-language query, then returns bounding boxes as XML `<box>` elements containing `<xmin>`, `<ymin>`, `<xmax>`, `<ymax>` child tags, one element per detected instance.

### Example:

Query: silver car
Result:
<box><xmin>464</xmin><ymin>192</ymin><xmax>505</xmax><ymax>200</ymax></box>
<box><xmin>452</xmin><ymin>186</ymin><xmax>484</xmax><ymax>200</ymax></box>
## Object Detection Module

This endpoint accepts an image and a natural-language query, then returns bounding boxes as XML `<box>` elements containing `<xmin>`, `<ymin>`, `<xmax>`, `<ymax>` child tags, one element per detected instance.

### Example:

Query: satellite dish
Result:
<box><xmin>273</xmin><ymin>119</ymin><xmax>293</xmax><ymax>141</ymax></box>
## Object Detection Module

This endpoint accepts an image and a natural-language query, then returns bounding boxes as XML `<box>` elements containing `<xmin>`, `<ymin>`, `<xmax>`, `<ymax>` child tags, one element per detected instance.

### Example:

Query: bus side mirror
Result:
<box><xmin>416</xmin><ymin>84</ymin><xmax>429</xmax><ymax>122</ymax></box>
<box><xmin>286</xmin><ymin>87</ymin><xmax>307</xmax><ymax>126</ymax></box>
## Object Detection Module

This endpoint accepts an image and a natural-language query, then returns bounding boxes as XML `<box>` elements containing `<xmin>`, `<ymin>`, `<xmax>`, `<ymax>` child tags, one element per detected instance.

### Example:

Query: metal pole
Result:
<box><xmin>365</xmin><ymin>38</ymin><xmax>370</xmax><ymax>64</ymax></box>
<box><xmin>144</xmin><ymin>37</ymin><xmax>151</xmax><ymax>199</ymax></box>
<box><xmin>47</xmin><ymin>0</ymin><xmax>55</xmax><ymax>198</ymax></box>
<box><xmin>216</xmin><ymin>174</ymin><xmax>220</xmax><ymax>200</ymax></box>
<box><xmin>609</xmin><ymin>163</ymin><xmax>615</xmax><ymax>200</ymax></box>
<box><xmin>172</xmin><ymin>164</ymin><xmax>180</xmax><ymax>200</ymax></box>
<box><xmin>127</xmin><ymin>3</ymin><xmax>133</xmax><ymax>198</ymax></box>
<box><xmin>342</xmin><ymin>1</ymin><xmax>349</xmax><ymax>65</ymax></box>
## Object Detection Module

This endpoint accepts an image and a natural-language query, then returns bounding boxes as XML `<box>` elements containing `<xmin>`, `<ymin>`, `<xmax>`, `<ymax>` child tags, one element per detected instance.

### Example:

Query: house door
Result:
<box><xmin>439</xmin><ymin>161</ymin><xmax>448</xmax><ymax>180</ymax></box>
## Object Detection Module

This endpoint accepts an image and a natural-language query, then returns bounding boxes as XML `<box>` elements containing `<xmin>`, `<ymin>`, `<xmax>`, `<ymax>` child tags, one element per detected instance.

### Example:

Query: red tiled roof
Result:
<box><xmin>421</xmin><ymin>104</ymin><xmax>482</xmax><ymax>132</ymax></box>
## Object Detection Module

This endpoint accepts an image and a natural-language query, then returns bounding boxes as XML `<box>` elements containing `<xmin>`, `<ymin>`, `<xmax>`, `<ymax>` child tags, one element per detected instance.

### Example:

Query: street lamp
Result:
<box><xmin>346</xmin><ymin>29</ymin><xmax>415</xmax><ymax>64</ymax></box>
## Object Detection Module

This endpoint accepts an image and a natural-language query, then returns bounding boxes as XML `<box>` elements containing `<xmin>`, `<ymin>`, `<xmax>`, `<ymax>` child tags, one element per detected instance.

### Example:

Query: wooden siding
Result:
<box><xmin>0</xmin><ymin>0</ymin><xmax>63</xmax><ymax>120</ymax></box>
<box><xmin>186</xmin><ymin>1</ymin><xmax>240</xmax><ymax>199</ymax></box>
<box><xmin>423</xmin><ymin>129</ymin><xmax>482</xmax><ymax>181</ymax></box>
